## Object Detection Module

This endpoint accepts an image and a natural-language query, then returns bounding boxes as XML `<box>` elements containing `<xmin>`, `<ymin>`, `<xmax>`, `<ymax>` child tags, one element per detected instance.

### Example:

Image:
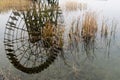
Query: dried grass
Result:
<box><xmin>81</xmin><ymin>11</ymin><xmax>98</xmax><ymax>40</ymax></box>
<box><xmin>42</xmin><ymin>21</ymin><xmax>64</xmax><ymax>48</ymax></box>
<box><xmin>0</xmin><ymin>0</ymin><xmax>31</xmax><ymax>12</ymax></box>
<box><xmin>65</xmin><ymin>1</ymin><xmax>87</xmax><ymax>11</ymax></box>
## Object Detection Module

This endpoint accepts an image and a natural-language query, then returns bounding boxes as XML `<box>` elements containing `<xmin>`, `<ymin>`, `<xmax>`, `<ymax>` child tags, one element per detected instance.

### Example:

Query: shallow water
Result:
<box><xmin>0</xmin><ymin>0</ymin><xmax>120</xmax><ymax>80</ymax></box>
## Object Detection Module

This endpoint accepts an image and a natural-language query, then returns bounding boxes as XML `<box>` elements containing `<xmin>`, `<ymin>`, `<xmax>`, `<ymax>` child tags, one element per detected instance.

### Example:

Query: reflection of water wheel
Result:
<box><xmin>4</xmin><ymin>1</ymin><xmax>63</xmax><ymax>74</ymax></box>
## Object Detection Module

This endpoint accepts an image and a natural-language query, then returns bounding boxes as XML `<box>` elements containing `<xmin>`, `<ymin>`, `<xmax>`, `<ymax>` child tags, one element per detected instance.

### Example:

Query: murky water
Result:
<box><xmin>0</xmin><ymin>0</ymin><xmax>120</xmax><ymax>80</ymax></box>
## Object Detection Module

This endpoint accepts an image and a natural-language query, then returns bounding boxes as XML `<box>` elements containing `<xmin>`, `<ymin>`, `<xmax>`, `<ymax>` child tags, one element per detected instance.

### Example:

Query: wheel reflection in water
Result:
<box><xmin>4</xmin><ymin>0</ymin><xmax>64</xmax><ymax>74</ymax></box>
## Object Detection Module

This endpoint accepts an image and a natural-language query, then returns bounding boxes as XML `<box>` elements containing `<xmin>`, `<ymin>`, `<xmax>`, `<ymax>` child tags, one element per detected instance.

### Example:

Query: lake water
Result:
<box><xmin>0</xmin><ymin>0</ymin><xmax>120</xmax><ymax>80</ymax></box>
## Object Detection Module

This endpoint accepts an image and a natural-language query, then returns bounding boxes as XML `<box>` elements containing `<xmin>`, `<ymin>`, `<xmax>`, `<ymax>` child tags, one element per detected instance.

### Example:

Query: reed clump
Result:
<box><xmin>0</xmin><ymin>0</ymin><xmax>31</xmax><ymax>12</ymax></box>
<box><xmin>65</xmin><ymin>1</ymin><xmax>87</xmax><ymax>11</ymax></box>
<box><xmin>42</xmin><ymin>21</ymin><xmax>64</xmax><ymax>48</ymax></box>
<box><xmin>81</xmin><ymin>12</ymin><xmax>98</xmax><ymax>42</ymax></box>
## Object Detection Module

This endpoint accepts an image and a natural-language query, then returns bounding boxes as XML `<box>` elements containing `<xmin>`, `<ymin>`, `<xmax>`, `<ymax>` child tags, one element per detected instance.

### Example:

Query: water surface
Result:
<box><xmin>0</xmin><ymin>0</ymin><xmax>120</xmax><ymax>80</ymax></box>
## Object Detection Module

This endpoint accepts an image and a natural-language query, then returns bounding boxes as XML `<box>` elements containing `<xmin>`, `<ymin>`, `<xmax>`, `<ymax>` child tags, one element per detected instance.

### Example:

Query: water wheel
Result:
<box><xmin>4</xmin><ymin>0</ymin><xmax>63</xmax><ymax>74</ymax></box>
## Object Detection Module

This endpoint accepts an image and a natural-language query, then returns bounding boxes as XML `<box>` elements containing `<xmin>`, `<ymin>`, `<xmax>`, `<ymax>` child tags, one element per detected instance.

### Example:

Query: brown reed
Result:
<box><xmin>81</xmin><ymin>11</ymin><xmax>98</xmax><ymax>41</ymax></box>
<box><xmin>0</xmin><ymin>0</ymin><xmax>31</xmax><ymax>12</ymax></box>
<box><xmin>65</xmin><ymin>1</ymin><xmax>87</xmax><ymax>11</ymax></box>
<box><xmin>42</xmin><ymin>21</ymin><xmax>64</xmax><ymax>48</ymax></box>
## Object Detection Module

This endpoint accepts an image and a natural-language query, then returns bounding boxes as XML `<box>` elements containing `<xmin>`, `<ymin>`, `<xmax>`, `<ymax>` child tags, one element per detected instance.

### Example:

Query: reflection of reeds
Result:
<box><xmin>65</xmin><ymin>1</ymin><xmax>87</xmax><ymax>11</ymax></box>
<box><xmin>68</xmin><ymin>18</ymin><xmax>81</xmax><ymax>52</ymax></box>
<box><xmin>100</xmin><ymin>19</ymin><xmax>117</xmax><ymax>58</ymax></box>
<box><xmin>106</xmin><ymin>21</ymin><xmax>117</xmax><ymax>57</ymax></box>
<box><xmin>101</xmin><ymin>21</ymin><xmax>108</xmax><ymax>38</ymax></box>
<box><xmin>66</xmin><ymin>10</ymin><xmax>118</xmax><ymax>62</ymax></box>
<box><xmin>0</xmin><ymin>0</ymin><xmax>31</xmax><ymax>12</ymax></box>
<box><xmin>69</xmin><ymin>21</ymin><xmax>80</xmax><ymax>42</ymax></box>
<box><xmin>60</xmin><ymin>9</ymin><xmax>118</xmax><ymax>80</ymax></box>
<box><xmin>66</xmin><ymin>11</ymin><xmax>98</xmax><ymax>62</ymax></box>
